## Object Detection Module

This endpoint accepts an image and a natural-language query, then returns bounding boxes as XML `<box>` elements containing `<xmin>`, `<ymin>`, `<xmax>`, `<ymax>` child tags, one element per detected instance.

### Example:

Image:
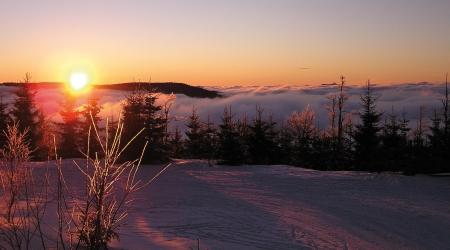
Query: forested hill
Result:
<box><xmin>1</xmin><ymin>82</ymin><xmax>222</xmax><ymax>98</ymax></box>
<box><xmin>96</xmin><ymin>82</ymin><xmax>221</xmax><ymax>98</ymax></box>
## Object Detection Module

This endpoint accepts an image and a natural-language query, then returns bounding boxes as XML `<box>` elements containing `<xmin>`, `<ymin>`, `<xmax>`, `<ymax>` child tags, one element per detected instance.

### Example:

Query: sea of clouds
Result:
<box><xmin>1</xmin><ymin>82</ymin><xmax>447</xmax><ymax>134</ymax></box>
<box><xmin>173</xmin><ymin>82</ymin><xmax>447</xmax><ymax>132</ymax></box>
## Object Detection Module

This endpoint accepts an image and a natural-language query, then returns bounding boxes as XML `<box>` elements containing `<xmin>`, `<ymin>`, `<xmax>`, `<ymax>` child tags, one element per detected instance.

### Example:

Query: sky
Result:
<box><xmin>1</xmin><ymin>0</ymin><xmax>449</xmax><ymax>86</ymax></box>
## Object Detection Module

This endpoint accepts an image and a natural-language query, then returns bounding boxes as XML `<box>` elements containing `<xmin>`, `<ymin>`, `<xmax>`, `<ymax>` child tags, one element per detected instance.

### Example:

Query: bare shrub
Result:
<box><xmin>0</xmin><ymin>122</ymin><xmax>32</xmax><ymax>223</ymax></box>
<box><xmin>69</xmin><ymin>113</ymin><xmax>171</xmax><ymax>250</ymax></box>
<box><xmin>0</xmin><ymin>122</ymin><xmax>48</xmax><ymax>249</ymax></box>
<box><xmin>0</xmin><ymin>114</ymin><xmax>170</xmax><ymax>250</ymax></box>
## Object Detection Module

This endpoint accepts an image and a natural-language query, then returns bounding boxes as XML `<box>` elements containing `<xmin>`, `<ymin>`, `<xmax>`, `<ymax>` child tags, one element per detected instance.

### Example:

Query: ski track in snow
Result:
<box><xmin>21</xmin><ymin>160</ymin><xmax>450</xmax><ymax>250</ymax></box>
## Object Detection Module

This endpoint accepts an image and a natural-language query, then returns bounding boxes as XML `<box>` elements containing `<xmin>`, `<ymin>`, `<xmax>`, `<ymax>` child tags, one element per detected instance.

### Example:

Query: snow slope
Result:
<box><xmin>27</xmin><ymin>159</ymin><xmax>450</xmax><ymax>249</ymax></box>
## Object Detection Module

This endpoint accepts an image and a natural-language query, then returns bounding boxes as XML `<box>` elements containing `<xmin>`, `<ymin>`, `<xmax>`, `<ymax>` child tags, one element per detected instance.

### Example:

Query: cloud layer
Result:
<box><xmin>2</xmin><ymin>82</ymin><xmax>448</xmax><ymax>134</ymax></box>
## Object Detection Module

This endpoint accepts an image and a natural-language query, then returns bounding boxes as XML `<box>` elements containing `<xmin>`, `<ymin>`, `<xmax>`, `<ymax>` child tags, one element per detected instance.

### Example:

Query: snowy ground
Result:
<box><xmin>24</xmin><ymin>159</ymin><xmax>450</xmax><ymax>249</ymax></box>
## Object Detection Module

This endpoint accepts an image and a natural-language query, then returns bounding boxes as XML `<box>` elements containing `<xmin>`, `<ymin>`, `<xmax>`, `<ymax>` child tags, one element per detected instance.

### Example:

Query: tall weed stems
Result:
<box><xmin>0</xmin><ymin>122</ymin><xmax>35</xmax><ymax>249</ymax></box>
<box><xmin>0</xmin><ymin>114</ymin><xmax>170</xmax><ymax>249</ymax></box>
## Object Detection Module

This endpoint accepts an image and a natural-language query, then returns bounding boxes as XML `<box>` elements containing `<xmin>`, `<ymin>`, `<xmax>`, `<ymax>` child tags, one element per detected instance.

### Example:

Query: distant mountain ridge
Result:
<box><xmin>0</xmin><ymin>82</ymin><xmax>222</xmax><ymax>99</ymax></box>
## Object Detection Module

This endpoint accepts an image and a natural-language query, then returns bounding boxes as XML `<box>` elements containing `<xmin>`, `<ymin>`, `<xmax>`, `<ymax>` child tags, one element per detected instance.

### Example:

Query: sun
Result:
<box><xmin>70</xmin><ymin>73</ymin><xmax>88</xmax><ymax>90</ymax></box>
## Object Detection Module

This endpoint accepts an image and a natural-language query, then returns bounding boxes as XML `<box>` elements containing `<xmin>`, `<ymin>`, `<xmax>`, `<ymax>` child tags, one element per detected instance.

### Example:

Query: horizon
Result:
<box><xmin>0</xmin><ymin>78</ymin><xmax>448</xmax><ymax>87</ymax></box>
<box><xmin>1</xmin><ymin>81</ymin><xmax>448</xmax><ymax>136</ymax></box>
<box><xmin>1</xmin><ymin>1</ymin><xmax>449</xmax><ymax>86</ymax></box>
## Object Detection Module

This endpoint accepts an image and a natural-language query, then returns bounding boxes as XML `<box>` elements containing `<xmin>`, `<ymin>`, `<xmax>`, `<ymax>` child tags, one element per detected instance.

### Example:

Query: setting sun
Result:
<box><xmin>70</xmin><ymin>73</ymin><xmax>88</xmax><ymax>90</ymax></box>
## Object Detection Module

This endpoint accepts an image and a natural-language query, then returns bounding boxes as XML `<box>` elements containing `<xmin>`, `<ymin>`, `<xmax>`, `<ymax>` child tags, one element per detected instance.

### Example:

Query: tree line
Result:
<box><xmin>1</xmin><ymin>73</ymin><xmax>449</xmax><ymax>174</ymax></box>
<box><xmin>182</xmin><ymin>75</ymin><xmax>450</xmax><ymax>174</ymax></box>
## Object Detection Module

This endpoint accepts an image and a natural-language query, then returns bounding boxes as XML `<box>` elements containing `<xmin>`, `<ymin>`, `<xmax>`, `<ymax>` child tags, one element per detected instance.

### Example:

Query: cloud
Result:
<box><xmin>2</xmin><ymin>82</ymin><xmax>448</xmax><ymax>135</ymax></box>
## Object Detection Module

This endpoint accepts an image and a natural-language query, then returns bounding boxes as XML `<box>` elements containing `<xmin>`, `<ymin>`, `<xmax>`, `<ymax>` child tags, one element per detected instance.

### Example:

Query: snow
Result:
<box><xmin>23</xmin><ymin>159</ymin><xmax>450</xmax><ymax>249</ymax></box>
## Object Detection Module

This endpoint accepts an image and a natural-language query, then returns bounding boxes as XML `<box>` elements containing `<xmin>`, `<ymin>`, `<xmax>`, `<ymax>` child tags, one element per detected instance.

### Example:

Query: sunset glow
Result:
<box><xmin>1</xmin><ymin>1</ymin><xmax>449</xmax><ymax>86</ymax></box>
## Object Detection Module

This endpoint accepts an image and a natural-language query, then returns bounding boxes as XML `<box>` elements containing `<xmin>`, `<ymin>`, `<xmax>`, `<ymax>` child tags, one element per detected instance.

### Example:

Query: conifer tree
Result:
<box><xmin>168</xmin><ymin>123</ymin><xmax>185</xmax><ymax>158</ymax></box>
<box><xmin>80</xmin><ymin>92</ymin><xmax>103</xmax><ymax>158</ymax></box>
<box><xmin>378</xmin><ymin>106</ymin><xmax>409</xmax><ymax>172</ymax></box>
<box><xmin>217</xmin><ymin>106</ymin><xmax>244</xmax><ymax>165</ymax></box>
<box><xmin>34</xmin><ymin>108</ymin><xmax>54</xmax><ymax>160</ymax></box>
<box><xmin>381</xmin><ymin>106</ymin><xmax>403</xmax><ymax>149</ymax></box>
<box><xmin>121</xmin><ymin>85</ymin><xmax>167</xmax><ymax>163</ymax></box>
<box><xmin>0</xmin><ymin>92</ymin><xmax>11</xmax><ymax>148</ymax></box>
<box><xmin>265</xmin><ymin>112</ymin><xmax>279</xmax><ymax>164</ymax></box>
<box><xmin>142</xmin><ymin>86</ymin><xmax>167</xmax><ymax>163</ymax></box>
<box><xmin>352</xmin><ymin>80</ymin><xmax>383</xmax><ymax>171</ymax></box>
<box><xmin>10</xmin><ymin>73</ymin><xmax>40</xmax><ymax>155</ymax></box>
<box><xmin>277</xmin><ymin>119</ymin><xmax>295</xmax><ymax>165</ymax></box>
<box><xmin>428</xmin><ymin>107</ymin><xmax>443</xmax><ymax>150</ymax></box>
<box><xmin>55</xmin><ymin>90</ymin><xmax>81</xmax><ymax>158</ymax></box>
<box><xmin>106</xmin><ymin>109</ymin><xmax>121</xmax><ymax>147</ymax></box>
<box><xmin>440</xmin><ymin>73</ymin><xmax>450</xmax><ymax>148</ymax></box>
<box><xmin>429</xmin><ymin>74</ymin><xmax>450</xmax><ymax>157</ymax></box>
<box><xmin>184</xmin><ymin>106</ymin><xmax>204</xmax><ymax>159</ymax></box>
<box><xmin>237</xmin><ymin>113</ymin><xmax>251</xmax><ymax>163</ymax></box>
<box><xmin>399</xmin><ymin>108</ymin><xmax>411</xmax><ymax>145</ymax></box>
<box><xmin>202</xmin><ymin>110</ymin><xmax>218</xmax><ymax>165</ymax></box>
<box><xmin>121</xmin><ymin>87</ymin><xmax>146</xmax><ymax>161</ymax></box>
<box><xmin>411</xmin><ymin>105</ymin><xmax>428</xmax><ymax>147</ymax></box>
<box><xmin>247</xmin><ymin>105</ymin><xmax>277</xmax><ymax>165</ymax></box>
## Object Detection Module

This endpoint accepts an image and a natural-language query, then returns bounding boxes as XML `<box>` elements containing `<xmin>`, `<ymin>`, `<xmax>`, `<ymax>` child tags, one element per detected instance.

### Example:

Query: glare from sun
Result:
<box><xmin>70</xmin><ymin>73</ymin><xmax>88</xmax><ymax>90</ymax></box>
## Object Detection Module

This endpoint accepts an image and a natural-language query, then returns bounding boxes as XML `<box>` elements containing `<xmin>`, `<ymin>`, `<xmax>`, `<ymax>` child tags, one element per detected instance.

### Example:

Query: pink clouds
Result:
<box><xmin>2</xmin><ymin>82</ymin><xmax>448</xmax><ymax>134</ymax></box>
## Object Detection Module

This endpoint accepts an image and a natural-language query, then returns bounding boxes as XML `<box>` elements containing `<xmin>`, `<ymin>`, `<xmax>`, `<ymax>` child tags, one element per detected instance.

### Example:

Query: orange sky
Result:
<box><xmin>1</xmin><ymin>1</ymin><xmax>449</xmax><ymax>86</ymax></box>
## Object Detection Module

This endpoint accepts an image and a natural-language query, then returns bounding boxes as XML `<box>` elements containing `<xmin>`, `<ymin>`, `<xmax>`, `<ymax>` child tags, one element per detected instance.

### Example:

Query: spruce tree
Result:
<box><xmin>121</xmin><ymin>85</ymin><xmax>167</xmax><ymax>163</ymax></box>
<box><xmin>142</xmin><ymin>86</ymin><xmax>167</xmax><ymax>163</ymax></box>
<box><xmin>247</xmin><ymin>105</ymin><xmax>277</xmax><ymax>165</ymax></box>
<box><xmin>440</xmin><ymin>73</ymin><xmax>450</xmax><ymax>148</ymax></box>
<box><xmin>428</xmin><ymin>107</ymin><xmax>442</xmax><ymax>148</ymax></box>
<box><xmin>352</xmin><ymin>80</ymin><xmax>383</xmax><ymax>171</ymax></box>
<box><xmin>428</xmin><ymin>74</ymin><xmax>450</xmax><ymax>172</ymax></box>
<box><xmin>265</xmin><ymin>112</ymin><xmax>279</xmax><ymax>164</ymax></box>
<box><xmin>379</xmin><ymin>106</ymin><xmax>409</xmax><ymax>172</ymax></box>
<box><xmin>411</xmin><ymin>105</ymin><xmax>428</xmax><ymax>147</ymax></box>
<box><xmin>80</xmin><ymin>92</ymin><xmax>103</xmax><ymax>158</ymax></box>
<box><xmin>10</xmin><ymin>73</ymin><xmax>40</xmax><ymax>155</ymax></box>
<box><xmin>202</xmin><ymin>110</ymin><xmax>218</xmax><ymax>166</ymax></box>
<box><xmin>168</xmin><ymin>123</ymin><xmax>185</xmax><ymax>158</ymax></box>
<box><xmin>121</xmin><ymin>87</ymin><xmax>146</xmax><ymax>162</ymax></box>
<box><xmin>217</xmin><ymin>106</ymin><xmax>244</xmax><ymax>165</ymax></box>
<box><xmin>106</xmin><ymin>109</ymin><xmax>120</xmax><ymax>148</ymax></box>
<box><xmin>55</xmin><ymin>90</ymin><xmax>82</xmax><ymax>159</ymax></box>
<box><xmin>410</xmin><ymin>105</ymin><xmax>430</xmax><ymax>174</ymax></box>
<box><xmin>381</xmin><ymin>106</ymin><xmax>403</xmax><ymax>149</ymax></box>
<box><xmin>399</xmin><ymin>108</ymin><xmax>411</xmax><ymax>146</ymax></box>
<box><xmin>34</xmin><ymin>108</ymin><xmax>54</xmax><ymax>160</ymax></box>
<box><xmin>277</xmin><ymin>119</ymin><xmax>295</xmax><ymax>165</ymax></box>
<box><xmin>237</xmin><ymin>113</ymin><xmax>251</xmax><ymax>163</ymax></box>
<box><xmin>185</xmin><ymin>106</ymin><xmax>204</xmax><ymax>159</ymax></box>
<box><xmin>0</xmin><ymin>92</ymin><xmax>11</xmax><ymax>148</ymax></box>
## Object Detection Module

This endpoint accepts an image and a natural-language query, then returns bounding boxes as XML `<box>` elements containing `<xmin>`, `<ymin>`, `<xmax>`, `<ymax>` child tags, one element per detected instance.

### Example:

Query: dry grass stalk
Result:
<box><xmin>0</xmin><ymin>113</ymin><xmax>170</xmax><ymax>250</ymax></box>
<box><xmin>70</xmin><ymin>112</ymin><xmax>171</xmax><ymax>250</ymax></box>
<box><xmin>0</xmin><ymin>122</ymin><xmax>47</xmax><ymax>249</ymax></box>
